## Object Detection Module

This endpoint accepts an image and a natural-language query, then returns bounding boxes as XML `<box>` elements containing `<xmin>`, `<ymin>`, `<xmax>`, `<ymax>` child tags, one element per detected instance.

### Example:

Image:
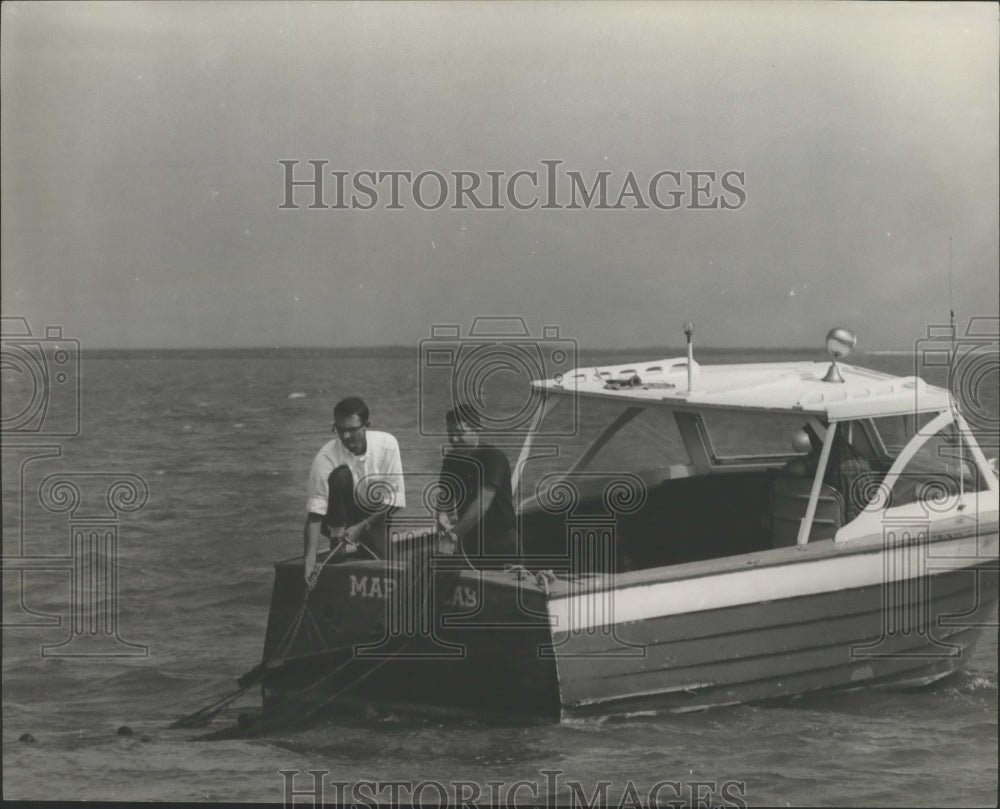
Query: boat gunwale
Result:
<box><xmin>272</xmin><ymin>518</ymin><xmax>999</xmax><ymax>600</ymax></box>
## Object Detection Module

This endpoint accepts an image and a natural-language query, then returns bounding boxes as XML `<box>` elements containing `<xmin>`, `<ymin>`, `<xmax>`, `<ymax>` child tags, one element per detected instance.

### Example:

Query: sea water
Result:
<box><xmin>2</xmin><ymin>350</ymin><xmax>996</xmax><ymax>805</ymax></box>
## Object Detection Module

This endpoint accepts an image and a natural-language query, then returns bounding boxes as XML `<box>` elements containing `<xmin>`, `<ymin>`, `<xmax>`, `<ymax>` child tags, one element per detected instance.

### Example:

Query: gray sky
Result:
<box><xmin>2</xmin><ymin>1</ymin><xmax>997</xmax><ymax>350</ymax></box>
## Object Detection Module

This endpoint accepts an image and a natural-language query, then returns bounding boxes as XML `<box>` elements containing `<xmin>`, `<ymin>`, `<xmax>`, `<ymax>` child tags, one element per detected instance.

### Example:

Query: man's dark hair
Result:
<box><xmin>333</xmin><ymin>397</ymin><xmax>370</xmax><ymax>424</ymax></box>
<box><xmin>445</xmin><ymin>403</ymin><xmax>482</xmax><ymax>430</ymax></box>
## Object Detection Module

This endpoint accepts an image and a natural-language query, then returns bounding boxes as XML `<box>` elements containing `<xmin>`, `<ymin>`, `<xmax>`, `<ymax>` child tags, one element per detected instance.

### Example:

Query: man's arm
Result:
<box><xmin>303</xmin><ymin>512</ymin><xmax>324</xmax><ymax>583</ymax></box>
<box><xmin>384</xmin><ymin>434</ymin><xmax>406</xmax><ymax>509</ymax></box>
<box><xmin>451</xmin><ymin>485</ymin><xmax>497</xmax><ymax>539</ymax></box>
<box><xmin>343</xmin><ymin>507</ymin><xmax>397</xmax><ymax>546</ymax></box>
<box><xmin>451</xmin><ymin>446</ymin><xmax>510</xmax><ymax>539</ymax></box>
<box><xmin>303</xmin><ymin>444</ymin><xmax>335</xmax><ymax>584</ymax></box>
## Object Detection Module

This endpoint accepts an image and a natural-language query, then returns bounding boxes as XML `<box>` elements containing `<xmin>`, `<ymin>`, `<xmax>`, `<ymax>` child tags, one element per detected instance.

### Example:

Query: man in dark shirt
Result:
<box><xmin>436</xmin><ymin>404</ymin><xmax>517</xmax><ymax>558</ymax></box>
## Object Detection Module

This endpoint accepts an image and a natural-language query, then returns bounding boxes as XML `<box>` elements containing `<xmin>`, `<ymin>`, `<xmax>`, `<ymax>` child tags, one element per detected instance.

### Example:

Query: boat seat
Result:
<box><xmin>831</xmin><ymin>457</ymin><xmax>874</xmax><ymax>522</ymax></box>
<box><xmin>770</xmin><ymin>477</ymin><xmax>843</xmax><ymax>547</ymax></box>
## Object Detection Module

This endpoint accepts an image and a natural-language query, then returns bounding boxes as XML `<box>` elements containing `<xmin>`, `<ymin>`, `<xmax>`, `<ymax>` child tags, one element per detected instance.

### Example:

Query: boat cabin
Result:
<box><xmin>514</xmin><ymin>346</ymin><xmax>996</xmax><ymax>573</ymax></box>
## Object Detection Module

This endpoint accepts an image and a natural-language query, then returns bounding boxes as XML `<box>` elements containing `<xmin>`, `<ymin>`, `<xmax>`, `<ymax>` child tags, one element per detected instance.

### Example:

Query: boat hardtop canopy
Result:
<box><xmin>534</xmin><ymin>357</ymin><xmax>953</xmax><ymax>420</ymax></box>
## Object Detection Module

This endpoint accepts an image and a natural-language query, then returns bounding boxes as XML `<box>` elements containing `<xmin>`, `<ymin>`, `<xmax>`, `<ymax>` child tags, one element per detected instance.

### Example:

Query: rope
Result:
<box><xmin>275</xmin><ymin>537</ymin><xmax>349</xmax><ymax>660</ymax></box>
<box><xmin>281</xmin><ymin>533</ymin><xmax>382</xmax><ymax>661</ymax></box>
<box><xmin>451</xmin><ymin>529</ymin><xmax>477</xmax><ymax>571</ymax></box>
<box><xmin>534</xmin><ymin>569</ymin><xmax>558</xmax><ymax>594</ymax></box>
<box><xmin>169</xmin><ymin>540</ymin><xmax>345</xmax><ymax>729</ymax></box>
<box><xmin>503</xmin><ymin>563</ymin><xmax>557</xmax><ymax>595</ymax></box>
<box><xmin>242</xmin><ymin>535</ymin><xmax>358</xmax><ymax>684</ymax></box>
<box><xmin>175</xmin><ymin>529</ymin><xmax>434</xmax><ymax>732</ymax></box>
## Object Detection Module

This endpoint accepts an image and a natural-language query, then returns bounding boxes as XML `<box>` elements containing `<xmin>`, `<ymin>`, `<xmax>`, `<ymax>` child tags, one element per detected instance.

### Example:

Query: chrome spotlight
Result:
<box><xmin>821</xmin><ymin>327</ymin><xmax>857</xmax><ymax>383</ymax></box>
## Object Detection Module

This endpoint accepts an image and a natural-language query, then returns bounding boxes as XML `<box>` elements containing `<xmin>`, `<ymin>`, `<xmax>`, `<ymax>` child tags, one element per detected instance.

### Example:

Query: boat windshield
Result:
<box><xmin>515</xmin><ymin>396</ymin><xmax>691</xmax><ymax>505</ymax></box>
<box><xmin>514</xmin><ymin>392</ymin><xmax>995</xmax><ymax>561</ymax></box>
<box><xmin>859</xmin><ymin>412</ymin><xmax>938</xmax><ymax>457</ymax></box>
<box><xmin>517</xmin><ymin>393</ymin><xmax>993</xmax><ymax>532</ymax></box>
<box><xmin>860</xmin><ymin>412</ymin><xmax>991</xmax><ymax>509</ymax></box>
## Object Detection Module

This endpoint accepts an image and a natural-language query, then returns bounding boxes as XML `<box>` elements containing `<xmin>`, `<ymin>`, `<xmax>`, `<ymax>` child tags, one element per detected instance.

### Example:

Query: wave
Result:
<box><xmin>942</xmin><ymin>668</ymin><xmax>998</xmax><ymax>695</ymax></box>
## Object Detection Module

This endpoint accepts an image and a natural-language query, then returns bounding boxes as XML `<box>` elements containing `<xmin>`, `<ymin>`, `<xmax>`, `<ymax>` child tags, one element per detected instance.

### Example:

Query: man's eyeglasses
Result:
<box><xmin>333</xmin><ymin>423</ymin><xmax>366</xmax><ymax>436</ymax></box>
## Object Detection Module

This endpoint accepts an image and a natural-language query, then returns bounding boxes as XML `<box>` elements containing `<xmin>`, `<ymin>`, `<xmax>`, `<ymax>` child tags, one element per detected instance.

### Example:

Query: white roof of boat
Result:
<box><xmin>533</xmin><ymin>357</ymin><xmax>952</xmax><ymax>419</ymax></box>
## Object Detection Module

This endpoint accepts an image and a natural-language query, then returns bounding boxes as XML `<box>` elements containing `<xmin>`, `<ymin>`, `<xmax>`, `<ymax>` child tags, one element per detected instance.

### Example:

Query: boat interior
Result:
<box><xmin>516</xmin><ymin>456</ymin><xmax>970</xmax><ymax>574</ymax></box>
<box><xmin>519</xmin><ymin>470</ymin><xmax>777</xmax><ymax>571</ymax></box>
<box><xmin>513</xmin><ymin>402</ymin><xmax>985</xmax><ymax>575</ymax></box>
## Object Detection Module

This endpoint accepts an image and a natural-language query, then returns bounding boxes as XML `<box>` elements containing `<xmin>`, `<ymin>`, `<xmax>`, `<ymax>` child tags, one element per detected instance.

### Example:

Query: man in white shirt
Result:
<box><xmin>303</xmin><ymin>397</ymin><xmax>405</xmax><ymax>583</ymax></box>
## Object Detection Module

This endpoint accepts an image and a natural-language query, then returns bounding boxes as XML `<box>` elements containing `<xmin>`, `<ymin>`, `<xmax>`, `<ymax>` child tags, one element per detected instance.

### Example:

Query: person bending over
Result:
<box><xmin>302</xmin><ymin>396</ymin><xmax>405</xmax><ymax>583</ymax></box>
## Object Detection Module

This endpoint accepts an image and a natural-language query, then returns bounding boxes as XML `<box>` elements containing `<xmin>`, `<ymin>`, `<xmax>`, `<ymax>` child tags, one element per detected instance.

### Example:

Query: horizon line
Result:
<box><xmin>76</xmin><ymin>344</ymin><xmax>917</xmax><ymax>355</ymax></box>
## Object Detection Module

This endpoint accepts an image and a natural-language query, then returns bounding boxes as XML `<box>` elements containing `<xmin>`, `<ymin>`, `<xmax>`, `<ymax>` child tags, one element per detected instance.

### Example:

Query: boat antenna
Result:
<box><xmin>947</xmin><ymin>235</ymin><xmax>966</xmax><ymax>506</ymax></box>
<box><xmin>683</xmin><ymin>322</ymin><xmax>694</xmax><ymax>391</ymax></box>
<box><xmin>948</xmin><ymin>235</ymin><xmax>956</xmax><ymax>357</ymax></box>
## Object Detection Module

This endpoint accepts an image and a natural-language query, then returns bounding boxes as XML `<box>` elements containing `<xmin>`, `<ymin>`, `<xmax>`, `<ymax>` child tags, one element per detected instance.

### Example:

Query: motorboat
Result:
<box><xmin>233</xmin><ymin>328</ymin><xmax>1000</xmax><ymax>725</ymax></box>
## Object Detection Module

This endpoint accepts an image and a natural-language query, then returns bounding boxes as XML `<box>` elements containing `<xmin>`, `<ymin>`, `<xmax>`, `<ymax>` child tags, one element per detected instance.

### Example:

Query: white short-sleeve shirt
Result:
<box><xmin>305</xmin><ymin>430</ymin><xmax>406</xmax><ymax>515</ymax></box>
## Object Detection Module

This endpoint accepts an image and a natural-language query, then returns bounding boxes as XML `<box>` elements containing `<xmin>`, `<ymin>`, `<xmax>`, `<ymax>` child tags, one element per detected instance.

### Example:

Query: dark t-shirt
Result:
<box><xmin>438</xmin><ymin>443</ymin><xmax>515</xmax><ymax>555</ymax></box>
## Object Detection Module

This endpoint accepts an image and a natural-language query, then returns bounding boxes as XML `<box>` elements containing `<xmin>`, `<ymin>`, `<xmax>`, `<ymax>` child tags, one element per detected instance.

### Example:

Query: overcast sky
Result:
<box><xmin>2</xmin><ymin>1</ymin><xmax>997</xmax><ymax>350</ymax></box>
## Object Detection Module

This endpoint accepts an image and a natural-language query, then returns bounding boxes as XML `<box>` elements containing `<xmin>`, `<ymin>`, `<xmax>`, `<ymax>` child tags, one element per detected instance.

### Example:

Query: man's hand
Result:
<box><xmin>343</xmin><ymin>519</ymin><xmax>367</xmax><ymax>548</ymax></box>
<box><xmin>303</xmin><ymin>513</ymin><xmax>324</xmax><ymax>585</ymax></box>
<box><xmin>303</xmin><ymin>554</ymin><xmax>317</xmax><ymax>586</ymax></box>
<box><xmin>435</xmin><ymin>526</ymin><xmax>458</xmax><ymax>555</ymax></box>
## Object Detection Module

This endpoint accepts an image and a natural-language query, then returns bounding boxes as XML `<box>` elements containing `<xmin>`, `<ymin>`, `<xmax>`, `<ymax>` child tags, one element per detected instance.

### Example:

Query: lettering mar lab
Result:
<box><xmin>349</xmin><ymin>574</ymin><xmax>478</xmax><ymax>608</ymax></box>
<box><xmin>278</xmin><ymin>160</ymin><xmax>747</xmax><ymax>211</ymax></box>
<box><xmin>348</xmin><ymin>574</ymin><xmax>396</xmax><ymax>599</ymax></box>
